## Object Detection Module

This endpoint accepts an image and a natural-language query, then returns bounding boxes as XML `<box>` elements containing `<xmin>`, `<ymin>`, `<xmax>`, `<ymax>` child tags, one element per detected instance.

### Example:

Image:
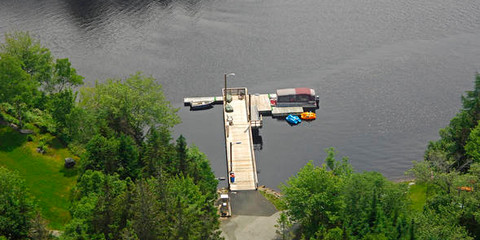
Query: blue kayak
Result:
<box><xmin>286</xmin><ymin>114</ymin><xmax>301</xmax><ymax>125</ymax></box>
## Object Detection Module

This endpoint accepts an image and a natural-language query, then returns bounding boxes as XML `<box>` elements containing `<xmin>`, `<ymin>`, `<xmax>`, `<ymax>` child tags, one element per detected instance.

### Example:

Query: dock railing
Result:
<box><xmin>248</xmin><ymin>122</ymin><xmax>259</xmax><ymax>189</ymax></box>
<box><xmin>243</xmin><ymin>89</ymin><xmax>259</xmax><ymax>189</ymax></box>
<box><xmin>249</xmin><ymin>105</ymin><xmax>263</xmax><ymax>128</ymax></box>
<box><xmin>251</xmin><ymin>115</ymin><xmax>263</xmax><ymax>128</ymax></box>
<box><xmin>222</xmin><ymin>88</ymin><xmax>229</xmax><ymax>190</ymax></box>
<box><xmin>224</xmin><ymin>88</ymin><xmax>247</xmax><ymax>98</ymax></box>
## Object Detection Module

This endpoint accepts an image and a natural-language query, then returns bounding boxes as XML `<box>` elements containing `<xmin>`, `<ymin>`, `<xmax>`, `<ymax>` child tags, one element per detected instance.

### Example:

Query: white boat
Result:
<box><xmin>190</xmin><ymin>101</ymin><xmax>213</xmax><ymax>110</ymax></box>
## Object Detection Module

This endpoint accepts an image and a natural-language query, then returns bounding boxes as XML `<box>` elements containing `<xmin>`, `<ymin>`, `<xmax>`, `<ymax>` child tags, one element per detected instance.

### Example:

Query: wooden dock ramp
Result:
<box><xmin>224</xmin><ymin>88</ymin><xmax>258</xmax><ymax>191</ymax></box>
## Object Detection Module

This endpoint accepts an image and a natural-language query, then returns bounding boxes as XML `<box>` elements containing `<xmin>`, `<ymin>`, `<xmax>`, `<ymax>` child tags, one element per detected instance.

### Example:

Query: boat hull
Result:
<box><xmin>190</xmin><ymin>101</ymin><xmax>213</xmax><ymax>110</ymax></box>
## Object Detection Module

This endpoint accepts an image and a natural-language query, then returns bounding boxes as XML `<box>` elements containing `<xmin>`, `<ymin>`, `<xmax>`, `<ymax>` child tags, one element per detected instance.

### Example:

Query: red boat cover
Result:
<box><xmin>295</xmin><ymin>88</ymin><xmax>314</xmax><ymax>96</ymax></box>
<box><xmin>277</xmin><ymin>88</ymin><xmax>315</xmax><ymax>97</ymax></box>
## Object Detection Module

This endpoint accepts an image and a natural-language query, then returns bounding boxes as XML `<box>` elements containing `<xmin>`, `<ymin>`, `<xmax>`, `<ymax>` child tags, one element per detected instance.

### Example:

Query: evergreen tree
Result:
<box><xmin>131</xmin><ymin>179</ymin><xmax>163</xmax><ymax>240</ymax></box>
<box><xmin>176</xmin><ymin>135</ymin><xmax>188</xmax><ymax>176</ymax></box>
<box><xmin>118</xmin><ymin>134</ymin><xmax>139</xmax><ymax>180</ymax></box>
<box><xmin>426</xmin><ymin>74</ymin><xmax>480</xmax><ymax>170</ymax></box>
<box><xmin>83</xmin><ymin>134</ymin><xmax>120</xmax><ymax>175</ymax></box>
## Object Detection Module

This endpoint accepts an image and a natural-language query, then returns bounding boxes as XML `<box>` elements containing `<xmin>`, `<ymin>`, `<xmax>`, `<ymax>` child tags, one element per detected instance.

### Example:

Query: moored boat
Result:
<box><xmin>190</xmin><ymin>101</ymin><xmax>213</xmax><ymax>110</ymax></box>
<box><xmin>275</xmin><ymin>88</ymin><xmax>319</xmax><ymax>108</ymax></box>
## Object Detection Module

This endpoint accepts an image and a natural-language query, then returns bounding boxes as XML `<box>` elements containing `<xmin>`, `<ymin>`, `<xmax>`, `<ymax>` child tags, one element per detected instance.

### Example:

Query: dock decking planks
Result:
<box><xmin>184</xmin><ymin>96</ymin><xmax>223</xmax><ymax>105</ymax></box>
<box><xmin>271</xmin><ymin>106</ymin><xmax>304</xmax><ymax>116</ymax></box>
<box><xmin>224</xmin><ymin>93</ymin><xmax>258</xmax><ymax>191</ymax></box>
<box><xmin>250</xmin><ymin>94</ymin><xmax>272</xmax><ymax>113</ymax></box>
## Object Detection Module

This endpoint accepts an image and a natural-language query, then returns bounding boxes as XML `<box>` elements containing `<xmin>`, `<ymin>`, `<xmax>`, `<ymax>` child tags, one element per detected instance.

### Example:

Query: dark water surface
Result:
<box><xmin>2</xmin><ymin>0</ymin><xmax>480</xmax><ymax>189</ymax></box>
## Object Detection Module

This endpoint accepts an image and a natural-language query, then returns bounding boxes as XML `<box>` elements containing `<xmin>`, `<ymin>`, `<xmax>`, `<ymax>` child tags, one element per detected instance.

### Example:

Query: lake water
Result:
<box><xmin>2</xmin><ymin>0</ymin><xmax>480</xmax><ymax>189</ymax></box>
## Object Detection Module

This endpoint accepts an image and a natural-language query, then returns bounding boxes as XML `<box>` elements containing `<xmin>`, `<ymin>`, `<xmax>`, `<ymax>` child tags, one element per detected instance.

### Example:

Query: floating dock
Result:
<box><xmin>184</xmin><ymin>93</ymin><xmax>301</xmax><ymax>117</ymax></box>
<box><xmin>271</xmin><ymin>106</ymin><xmax>304</xmax><ymax>116</ymax></box>
<box><xmin>250</xmin><ymin>94</ymin><xmax>272</xmax><ymax>113</ymax></box>
<box><xmin>184</xmin><ymin>88</ymin><xmax>318</xmax><ymax>191</ymax></box>
<box><xmin>184</xmin><ymin>96</ymin><xmax>223</xmax><ymax>105</ymax></box>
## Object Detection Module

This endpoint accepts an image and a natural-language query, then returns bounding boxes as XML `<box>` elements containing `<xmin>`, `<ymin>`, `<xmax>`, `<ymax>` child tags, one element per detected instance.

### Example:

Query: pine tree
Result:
<box><xmin>131</xmin><ymin>179</ymin><xmax>162</xmax><ymax>240</ymax></box>
<box><xmin>176</xmin><ymin>135</ymin><xmax>188</xmax><ymax>176</ymax></box>
<box><xmin>118</xmin><ymin>134</ymin><xmax>139</xmax><ymax>180</ymax></box>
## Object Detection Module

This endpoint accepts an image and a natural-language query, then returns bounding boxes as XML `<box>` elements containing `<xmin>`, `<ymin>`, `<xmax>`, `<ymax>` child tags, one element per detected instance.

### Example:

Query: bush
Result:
<box><xmin>26</xmin><ymin>135</ymin><xmax>34</xmax><ymax>142</ymax></box>
<box><xmin>23</xmin><ymin>123</ymin><xmax>39</xmax><ymax>134</ymax></box>
<box><xmin>0</xmin><ymin>103</ymin><xmax>18</xmax><ymax>125</ymax></box>
<box><xmin>36</xmin><ymin>134</ymin><xmax>54</xmax><ymax>154</ymax></box>
<box><xmin>37</xmin><ymin>142</ymin><xmax>47</xmax><ymax>154</ymax></box>
<box><xmin>68</xmin><ymin>142</ymin><xmax>86</xmax><ymax>157</ymax></box>
<box><xmin>27</xmin><ymin>109</ymin><xmax>56</xmax><ymax>134</ymax></box>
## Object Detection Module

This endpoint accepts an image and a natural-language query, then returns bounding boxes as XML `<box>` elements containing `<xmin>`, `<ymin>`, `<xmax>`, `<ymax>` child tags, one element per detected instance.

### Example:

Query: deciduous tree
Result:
<box><xmin>79</xmin><ymin>73</ymin><xmax>180</xmax><ymax>144</ymax></box>
<box><xmin>0</xmin><ymin>167</ymin><xmax>35</xmax><ymax>239</ymax></box>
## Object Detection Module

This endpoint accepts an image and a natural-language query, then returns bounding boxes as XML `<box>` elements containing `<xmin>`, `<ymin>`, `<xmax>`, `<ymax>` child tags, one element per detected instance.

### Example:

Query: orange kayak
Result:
<box><xmin>300</xmin><ymin>112</ymin><xmax>316</xmax><ymax>120</ymax></box>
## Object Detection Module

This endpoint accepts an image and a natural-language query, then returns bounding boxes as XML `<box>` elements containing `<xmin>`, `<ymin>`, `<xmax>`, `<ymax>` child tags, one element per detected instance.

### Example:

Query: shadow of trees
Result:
<box><xmin>0</xmin><ymin>126</ymin><xmax>27</xmax><ymax>152</ymax></box>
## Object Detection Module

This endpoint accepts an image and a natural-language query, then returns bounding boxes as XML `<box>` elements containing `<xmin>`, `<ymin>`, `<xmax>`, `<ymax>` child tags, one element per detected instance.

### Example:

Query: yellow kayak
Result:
<box><xmin>300</xmin><ymin>112</ymin><xmax>316</xmax><ymax>120</ymax></box>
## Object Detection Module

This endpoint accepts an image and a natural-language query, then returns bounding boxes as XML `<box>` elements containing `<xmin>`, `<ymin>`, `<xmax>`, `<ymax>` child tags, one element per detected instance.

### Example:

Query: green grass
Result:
<box><xmin>259</xmin><ymin>187</ymin><xmax>286</xmax><ymax>211</ymax></box>
<box><xmin>0</xmin><ymin>126</ymin><xmax>78</xmax><ymax>230</ymax></box>
<box><xmin>408</xmin><ymin>182</ymin><xmax>428</xmax><ymax>212</ymax></box>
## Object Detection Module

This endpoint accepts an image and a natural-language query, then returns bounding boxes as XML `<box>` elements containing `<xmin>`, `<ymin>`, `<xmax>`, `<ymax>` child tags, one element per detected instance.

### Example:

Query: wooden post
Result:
<box><xmin>223</xmin><ymin>73</ymin><xmax>235</xmax><ymax>105</ymax></box>
<box><xmin>229</xmin><ymin>142</ymin><xmax>233</xmax><ymax>172</ymax></box>
<box><xmin>249</xmin><ymin>94</ymin><xmax>252</xmax><ymax>122</ymax></box>
<box><xmin>224</xmin><ymin>74</ymin><xmax>227</xmax><ymax>106</ymax></box>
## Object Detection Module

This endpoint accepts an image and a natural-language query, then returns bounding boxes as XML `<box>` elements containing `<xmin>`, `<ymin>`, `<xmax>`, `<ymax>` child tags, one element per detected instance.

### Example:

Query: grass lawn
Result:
<box><xmin>408</xmin><ymin>182</ymin><xmax>428</xmax><ymax>212</ymax></box>
<box><xmin>0</xmin><ymin>126</ymin><xmax>78</xmax><ymax>230</ymax></box>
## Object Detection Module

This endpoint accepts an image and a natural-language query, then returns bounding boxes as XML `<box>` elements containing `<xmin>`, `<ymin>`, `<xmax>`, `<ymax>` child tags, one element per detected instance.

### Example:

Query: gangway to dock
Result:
<box><xmin>224</xmin><ymin>88</ymin><xmax>258</xmax><ymax>191</ymax></box>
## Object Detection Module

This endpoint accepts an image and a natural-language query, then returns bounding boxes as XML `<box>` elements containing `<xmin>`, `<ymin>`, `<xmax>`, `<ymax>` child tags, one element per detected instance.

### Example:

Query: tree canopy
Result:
<box><xmin>0</xmin><ymin>31</ymin><xmax>83</xmax><ymax>134</ymax></box>
<box><xmin>281</xmin><ymin>149</ymin><xmax>411</xmax><ymax>240</ymax></box>
<box><xmin>79</xmin><ymin>73</ymin><xmax>180</xmax><ymax>144</ymax></box>
<box><xmin>0</xmin><ymin>32</ymin><xmax>220</xmax><ymax>239</ymax></box>
<box><xmin>0</xmin><ymin>167</ymin><xmax>35</xmax><ymax>239</ymax></box>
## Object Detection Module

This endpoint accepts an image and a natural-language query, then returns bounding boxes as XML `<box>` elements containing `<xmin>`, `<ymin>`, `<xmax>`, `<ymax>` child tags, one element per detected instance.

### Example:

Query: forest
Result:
<box><xmin>1</xmin><ymin>31</ymin><xmax>480</xmax><ymax>240</ymax></box>
<box><xmin>0</xmin><ymin>32</ymin><xmax>221</xmax><ymax>240</ymax></box>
